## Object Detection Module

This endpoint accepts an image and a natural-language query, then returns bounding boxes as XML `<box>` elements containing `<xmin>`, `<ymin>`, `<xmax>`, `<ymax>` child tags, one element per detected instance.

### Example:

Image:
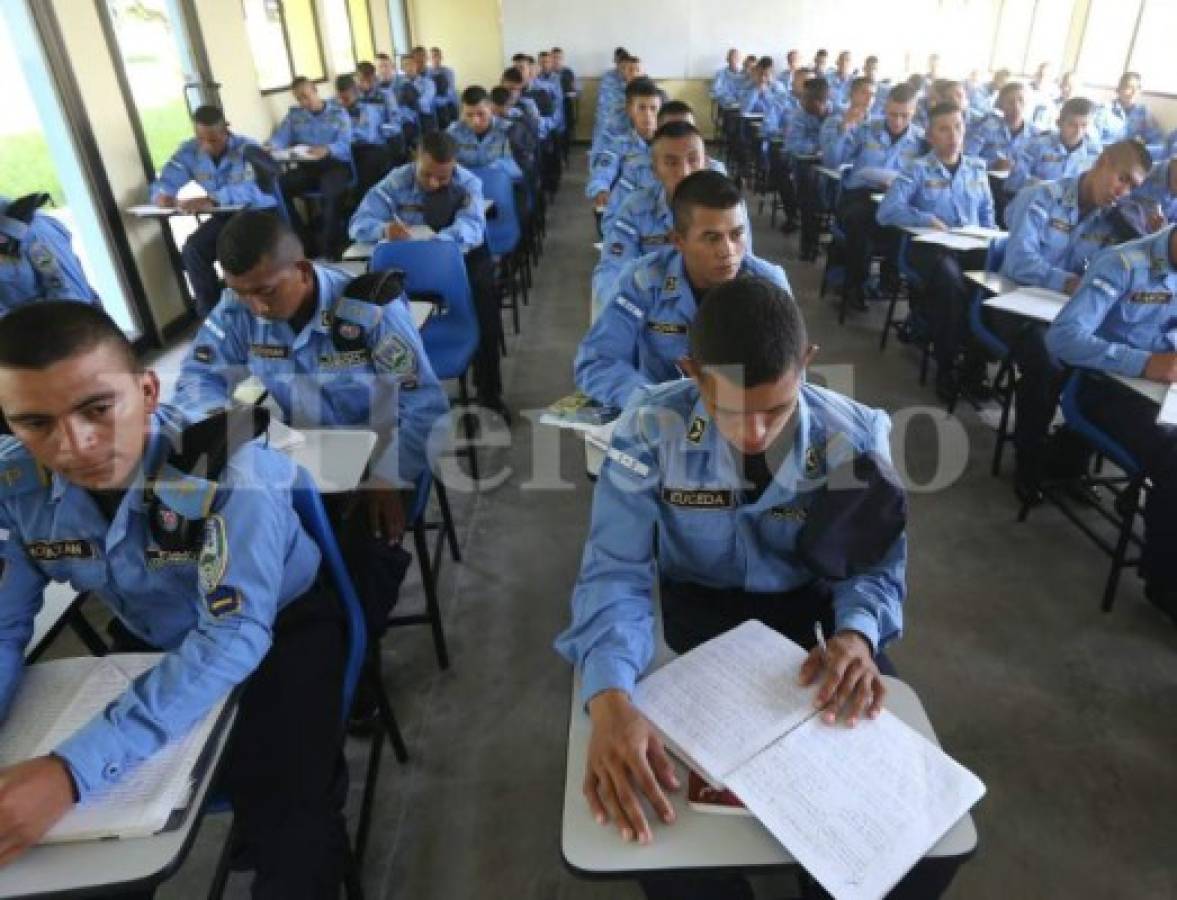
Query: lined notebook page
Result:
<box><xmin>633</xmin><ymin>621</ymin><xmax>817</xmax><ymax>783</ymax></box>
<box><xmin>0</xmin><ymin>655</ymin><xmax>228</xmax><ymax>842</ymax></box>
<box><xmin>726</xmin><ymin>711</ymin><xmax>986</xmax><ymax>900</ymax></box>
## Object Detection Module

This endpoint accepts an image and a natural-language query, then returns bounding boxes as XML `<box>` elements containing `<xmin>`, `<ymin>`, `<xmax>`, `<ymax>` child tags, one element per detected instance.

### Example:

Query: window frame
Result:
<box><xmin>248</xmin><ymin>0</ymin><xmax>329</xmax><ymax>96</ymax></box>
<box><xmin>1072</xmin><ymin>0</ymin><xmax>1177</xmax><ymax>97</ymax></box>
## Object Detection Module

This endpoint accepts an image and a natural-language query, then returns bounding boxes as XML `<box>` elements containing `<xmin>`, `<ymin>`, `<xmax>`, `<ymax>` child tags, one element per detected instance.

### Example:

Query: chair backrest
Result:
<box><xmin>967</xmin><ymin>235</ymin><xmax>1012</xmax><ymax>359</ymax></box>
<box><xmin>290</xmin><ymin>467</ymin><xmax>367</xmax><ymax>712</ymax></box>
<box><xmin>1059</xmin><ymin>371</ymin><xmax>1142</xmax><ymax>476</ymax></box>
<box><xmin>468</xmin><ymin>166</ymin><xmax>521</xmax><ymax>256</ymax></box>
<box><xmin>369</xmin><ymin>240</ymin><xmax>480</xmax><ymax>379</ymax></box>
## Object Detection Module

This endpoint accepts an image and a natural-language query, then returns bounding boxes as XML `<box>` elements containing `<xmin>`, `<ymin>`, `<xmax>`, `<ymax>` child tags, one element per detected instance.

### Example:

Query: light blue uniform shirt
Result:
<box><xmin>399</xmin><ymin>74</ymin><xmax>437</xmax><ymax>119</ymax></box>
<box><xmin>1093</xmin><ymin>100</ymin><xmax>1163</xmax><ymax>147</ymax></box>
<box><xmin>1001</xmin><ymin>175</ymin><xmax>1123</xmax><ymax>292</ymax></box>
<box><xmin>1046</xmin><ymin>226</ymin><xmax>1177</xmax><ymax>376</ymax></box>
<box><xmin>0</xmin><ymin>416</ymin><xmax>320</xmax><ymax>798</ymax></box>
<box><xmin>711</xmin><ymin>67</ymin><xmax>744</xmax><ymax>105</ymax></box>
<box><xmin>741</xmin><ymin>81</ymin><xmax>789</xmax><ymax>116</ymax></box>
<box><xmin>785</xmin><ymin>110</ymin><xmax>828</xmax><ymax>157</ymax></box>
<box><xmin>586</xmin><ymin>127</ymin><xmax>651</xmax><ymax>201</ymax></box>
<box><xmin>271</xmin><ymin>104</ymin><xmax>353</xmax><ymax>163</ymax></box>
<box><xmin>1122</xmin><ymin>158</ymin><xmax>1177</xmax><ymax>226</ymax></box>
<box><xmin>173</xmin><ymin>264</ymin><xmax>448</xmax><ymax>485</ymax></box>
<box><xmin>877</xmin><ymin>151</ymin><xmax>995</xmax><ymax>229</ymax></box>
<box><xmin>0</xmin><ymin>201</ymin><xmax>98</xmax><ymax>309</ymax></box>
<box><xmin>965</xmin><ymin>114</ymin><xmax>1034</xmax><ymax>168</ymax></box>
<box><xmin>335</xmin><ymin>98</ymin><xmax>385</xmax><ymax>146</ymax></box>
<box><xmin>1005</xmin><ymin>131</ymin><xmax>1101</xmax><ymax>196</ymax></box>
<box><xmin>349</xmin><ymin>162</ymin><xmax>487</xmax><ymax>252</ymax></box>
<box><xmin>446</xmin><ymin>119</ymin><xmax>523</xmax><ymax>181</ymax></box>
<box><xmin>150</xmin><ymin>133</ymin><xmax>275</xmax><ymax>208</ymax></box>
<box><xmin>575</xmin><ymin>247</ymin><xmax>790</xmax><ymax>408</ymax></box>
<box><xmin>821</xmin><ymin>120</ymin><xmax>924</xmax><ymax>190</ymax></box>
<box><xmin>554</xmin><ymin>379</ymin><xmax>906</xmax><ymax>703</ymax></box>
<box><xmin>427</xmin><ymin>65</ymin><xmax>458</xmax><ymax>109</ymax></box>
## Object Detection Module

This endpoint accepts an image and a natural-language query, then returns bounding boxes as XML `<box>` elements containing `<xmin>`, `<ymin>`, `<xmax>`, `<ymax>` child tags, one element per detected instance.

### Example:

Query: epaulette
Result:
<box><xmin>0</xmin><ymin>442</ymin><xmax>50</xmax><ymax>498</ymax></box>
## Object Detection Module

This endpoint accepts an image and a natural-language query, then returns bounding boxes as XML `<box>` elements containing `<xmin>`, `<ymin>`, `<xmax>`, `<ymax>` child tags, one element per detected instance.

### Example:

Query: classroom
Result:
<box><xmin>0</xmin><ymin>0</ymin><xmax>1175</xmax><ymax>897</ymax></box>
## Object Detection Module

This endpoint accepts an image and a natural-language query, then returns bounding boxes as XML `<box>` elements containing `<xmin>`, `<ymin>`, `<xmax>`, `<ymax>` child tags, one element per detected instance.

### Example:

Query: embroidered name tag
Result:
<box><xmin>768</xmin><ymin>505</ymin><xmax>808</xmax><ymax>522</ymax></box>
<box><xmin>249</xmin><ymin>343</ymin><xmax>290</xmax><ymax>359</ymax></box>
<box><xmin>145</xmin><ymin>548</ymin><xmax>199</xmax><ymax>568</ymax></box>
<box><xmin>26</xmin><ymin>540</ymin><xmax>97</xmax><ymax>562</ymax></box>
<box><xmin>1129</xmin><ymin>290</ymin><xmax>1172</xmax><ymax>305</ymax></box>
<box><xmin>924</xmin><ymin>178</ymin><xmax>949</xmax><ymax>189</ymax></box>
<box><xmin>1048</xmin><ymin>218</ymin><xmax>1072</xmax><ymax>234</ymax></box>
<box><xmin>319</xmin><ymin>350</ymin><xmax>372</xmax><ymax>369</ymax></box>
<box><xmin>662</xmin><ymin>488</ymin><xmax>734</xmax><ymax>509</ymax></box>
<box><xmin>647</xmin><ymin>320</ymin><xmax>687</xmax><ymax>335</ymax></box>
<box><xmin>642</xmin><ymin>233</ymin><xmax>669</xmax><ymax>246</ymax></box>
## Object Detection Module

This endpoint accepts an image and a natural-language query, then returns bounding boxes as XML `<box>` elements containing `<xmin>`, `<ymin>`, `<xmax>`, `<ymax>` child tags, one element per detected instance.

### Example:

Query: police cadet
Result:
<box><xmin>812</xmin><ymin>48</ymin><xmax>830</xmax><ymax>77</ymax></box>
<box><xmin>558</xmin><ymin>278</ymin><xmax>933</xmax><ymax>900</ymax></box>
<box><xmin>374</xmin><ymin>52</ymin><xmax>402</xmax><ymax>98</ymax></box>
<box><xmin>740</xmin><ymin>57</ymin><xmax>788</xmax><ymax>117</ymax></box>
<box><xmin>593</xmin><ymin>50</ymin><xmax>635</xmax><ymax>150</ymax></box>
<box><xmin>819</xmin><ymin>76</ymin><xmax>877</xmax><ymax>162</ymax></box>
<box><xmin>1092</xmin><ymin>72</ymin><xmax>1163</xmax><ymax>148</ymax></box>
<box><xmin>174</xmin><ymin>209</ymin><xmax>447</xmax><ymax>531</ymax></box>
<box><xmin>333</xmin><ymin>74</ymin><xmax>395</xmax><ymax>194</ymax></box>
<box><xmin>711</xmin><ymin>48</ymin><xmax>744</xmax><ymax>107</ymax></box>
<box><xmin>1119</xmin><ymin>156</ymin><xmax>1177</xmax><ymax>232</ymax></box>
<box><xmin>826</xmin><ymin>82</ymin><xmax>923</xmax><ymax>310</ymax></box>
<box><xmin>1005</xmin><ymin>98</ymin><xmax>1101</xmax><ymax>198</ymax></box>
<box><xmin>349</xmin><ymin>132</ymin><xmax>509</xmax><ymax>419</ymax></box>
<box><xmin>586</xmin><ymin>78</ymin><xmax>661</xmax><ymax>223</ymax></box>
<box><xmin>593</xmin><ymin>121</ymin><xmax>709</xmax><ymax>311</ymax></box>
<box><xmin>593</xmin><ymin>55</ymin><xmax>643</xmax><ymax>153</ymax></box>
<box><xmin>826</xmin><ymin>51</ymin><xmax>856</xmax><ymax>109</ymax></box>
<box><xmin>1046</xmin><ymin>225</ymin><xmax>1177</xmax><ymax>623</ymax></box>
<box><xmin>0</xmin><ymin>301</ymin><xmax>348</xmax><ymax>896</ymax></box>
<box><xmin>0</xmin><ymin>194</ymin><xmax>97</xmax><ymax>312</ymax></box>
<box><xmin>575</xmin><ymin>170</ymin><xmax>790</xmax><ymax>410</ymax></box>
<box><xmin>996</xmin><ymin>140</ymin><xmax>1151</xmax><ymax>504</ymax></box>
<box><xmin>427</xmin><ymin>47</ymin><xmax>459</xmax><ymax>127</ymax></box>
<box><xmin>397</xmin><ymin>53</ymin><xmax>438</xmax><ymax>141</ymax></box>
<box><xmin>878</xmin><ymin>101</ymin><xmax>996</xmax><ymax>403</ymax></box>
<box><xmin>490</xmin><ymin>85</ymin><xmax>540</xmax><ymax>181</ymax></box>
<box><xmin>784</xmin><ymin>77</ymin><xmax>832</xmax><ymax>262</ymax></box>
<box><xmin>269</xmin><ymin>76</ymin><xmax>353</xmax><ymax>260</ymax></box>
<box><xmin>446</xmin><ymin>86</ymin><xmax>524</xmax><ymax>181</ymax></box>
<box><xmin>966</xmin><ymin>81</ymin><xmax>1033</xmax><ymax>218</ymax></box>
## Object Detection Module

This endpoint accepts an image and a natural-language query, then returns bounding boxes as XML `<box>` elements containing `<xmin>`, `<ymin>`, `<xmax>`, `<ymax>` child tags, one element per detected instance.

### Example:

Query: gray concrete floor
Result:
<box><xmin>139</xmin><ymin>149</ymin><xmax>1177</xmax><ymax>898</ymax></box>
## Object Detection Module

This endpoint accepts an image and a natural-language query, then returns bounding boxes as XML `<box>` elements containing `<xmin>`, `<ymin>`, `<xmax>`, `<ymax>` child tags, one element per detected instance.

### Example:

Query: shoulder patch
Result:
<box><xmin>198</xmin><ymin>514</ymin><xmax>229</xmax><ymax>595</ymax></box>
<box><xmin>686</xmin><ymin>416</ymin><xmax>707</xmax><ymax>444</ymax></box>
<box><xmin>0</xmin><ymin>456</ymin><xmax>49</xmax><ymax>495</ymax></box>
<box><xmin>193</xmin><ymin>345</ymin><xmax>213</xmax><ymax>364</ymax></box>
<box><xmin>372</xmin><ymin>332</ymin><xmax>417</xmax><ymax>375</ymax></box>
<box><xmin>662</xmin><ymin>275</ymin><xmax>678</xmax><ymax>293</ymax></box>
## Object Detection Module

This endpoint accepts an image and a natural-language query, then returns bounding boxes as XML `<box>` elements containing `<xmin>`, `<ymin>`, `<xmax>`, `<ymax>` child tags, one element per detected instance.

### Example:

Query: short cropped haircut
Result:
<box><xmin>1119</xmin><ymin>71</ymin><xmax>1141</xmax><ymax>89</ymax></box>
<box><xmin>886</xmin><ymin>83</ymin><xmax>915</xmax><ymax>105</ymax></box>
<box><xmin>804</xmin><ymin>77</ymin><xmax>830</xmax><ymax>99</ymax></box>
<box><xmin>461</xmin><ymin>85</ymin><xmax>489</xmax><ymax>106</ymax></box>
<box><xmin>290</xmin><ymin>75</ymin><xmax>311</xmax><ymax>91</ymax></box>
<box><xmin>931</xmin><ymin>78</ymin><xmax>955</xmax><ymax>98</ymax></box>
<box><xmin>653</xmin><ymin>120</ymin><xmax>703</xmax><ymax>144</ymax></box>
<box><xmin>658</xmin><ymin>100</ymin><xmax>694</xmax><ymax>121</ymax></box>
<box><xmin>335</xmin><ymin>74</ymin><xmax>356</xmax><ymax>93</ymax></box>
<box><xmin>374</xmin><ymin>52</ymin><xmax>391</xmax><ymax>62</ymax></box>
<box><xmin>997</xmin><ymin>81</ymin><xmax>1024</xmax><ymax>102</ymax></box>
<box><xmin>192</xmin><ymin>105</ymin><xmax>226</xmax><ymax>127</ymax></box>
<box><xmin>927</xmin><ymin>101</ymin><xmax>962</xmax><ymax>126</ymax></box>
<box><xmin>552</xmin><ymin>46</ymin><xmax>563</xmax><ymax>53</ymax></box>
<box><xmin>625</xmin><ymin>77</ymin><xmax>660</xmax><ymax>102</ymax></box>
<box><xmin>0</xmin><ymin>301</ymin><xmax>137</xmax><ymax>374</ymax></box>
<box><xmin>489</xmin><ymin>86</ymin><xmax>511</xmax><ymax>106</ymax></box>
<box><xmin>512</xmin><ymin>53</ymin><xmax>527</xmax><ymax>62</ymax></box>
<box><xmin>217</xmin><ymin>211</ymin><xmax>303</xmax><ymax>276</ymax></box>
<box><xmin>420</xmin><ymin>130</ymin><xmax>458</xmax><ymax>164</ymax></box>
<box><xmin>356</xmin><ymin>61</ymin><xmax>375</xmax><ymax>78</ymax></box>
<box><xmin>1059</xmin><ymin>97</ymin><xmax>1094</xmax><ymax>120</ymax></box>
<box><xmin>613</xmin><ymin>47</ymin><xmax>628</xmax><ymax>62</ymax></box>
<box><xmin>671</xmin><ymin>170</ymin><xmax>742</xmax><ymax>233</ymax></box>
<box><xmin>757</xmin><ymin>56</ymin><xmax>773</xmax><ymax>70</ymax></box>
<box><xmin>689</xmin><ymin>276</ymin><xmax>805</xmax><ymax>387</ymax></box>
<box><xmin>1103</xmin><ymin>139</ymin><xmax>1152</xmax><ymax>173</ymax></box>
<box><xmin>850</xmin><ymin>76</ymin><xmax>874</xmax><ymax>95</ymax></box>
<box><xmin>501</xmin><ymin>67</ymin><xmax>523</xmax><ymax>85</ymax></box>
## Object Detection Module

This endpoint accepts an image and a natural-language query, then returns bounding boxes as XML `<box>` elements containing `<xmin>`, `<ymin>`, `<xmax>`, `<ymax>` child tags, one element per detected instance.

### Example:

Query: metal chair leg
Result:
<box><xmin>412</xmin><ymin>522</ymin><xmax>450</xmax><ymax>670</ymax></box>
<box><xmin>1102</xmin><ymin>479</ymin><xmax>1142</xmax><ymax>613</ymax></box>
<box><xmin>435</xmin><ymin>479</ymin><xmax>461</xmax><ymax>562</ymax></box>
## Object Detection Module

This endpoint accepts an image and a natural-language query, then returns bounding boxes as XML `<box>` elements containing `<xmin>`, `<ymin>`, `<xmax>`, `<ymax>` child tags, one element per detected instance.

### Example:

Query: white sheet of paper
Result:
<box><xmin>982</xmin><ymin>287</ymin><xmax>1068</xmax><ymax>323</ymax></box>
<box><xmin>953</xmin><ymin>226</ymin><xmax>1007</xmax><ymax>241</ymax></box>
<box><xmin>911</xmin><ymin>232</ymin><xmax>990</xmax><ymax>252</ymax></box>
<box><xmin>407</xmin><ymin>224</ymin><xmax>436</xmax><ymax>240</ymax></box>
<box><xmin>1158</xmin><ymin>386</ymin><xmax>1177</xmax><ymax>426</ymax></box>
<box><xmin>343</xmin><ymin>242</ymin><xmax>375</xmax><ymax>261</ymax></box>
<box><xmin>270</xmin><ymin>144</ymin><xmax>315</xmax><ymax>162</ymax></box>
<box><xmin>855</xmin><ymin>167</ymin><xmax>899</xmax><ymax>188</ymax></box>
<box><xmin>126</xmin><ymin>205</ymin><xmax>177</xmax><ymax>218</ymax></box>
<box><xmin>726</xmin><ymin>711</ymin><xmax>986</xmax><ymax>900</ymax></box>
<box><xmin>267</xmin><ymin>418</ymin><xmax>307</xmax><ymax>451</ymax></box>
<box><xmin>633</xmin><ymin>621</ymin><xmax>816</xmax><ymax>783</ymax></box>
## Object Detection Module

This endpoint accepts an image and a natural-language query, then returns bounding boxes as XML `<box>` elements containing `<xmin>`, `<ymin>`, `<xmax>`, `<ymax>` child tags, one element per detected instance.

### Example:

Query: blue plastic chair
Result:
<box><xmin>470</xmin><ymin>166</ymin><xmax>525</xmax><ymax>339</ymax></box>
<box><xmin>1042</xmin><ymin>372</ymin><xmax>1144</xmax><ymax>612</ymax></box>
<box><xmin>207</xmin><ymin>466</ymin><xmax>408</xmax><ymax>896</ymax></box>
<box><xmin>370</xmin><ymin>240</ymin><xmax>482</xmax><ymax>482</ymax></box>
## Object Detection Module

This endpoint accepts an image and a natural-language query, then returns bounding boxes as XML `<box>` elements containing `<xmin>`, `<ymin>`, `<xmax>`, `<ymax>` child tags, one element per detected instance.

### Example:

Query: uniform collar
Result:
<box><xmin>1149</xmin><ymin>227</ymin><xmax>1176</xmax><ymax>276</ymax></box>
<box><xmin>307</xmin><ymin>263</ymin><xmax>344</xmax><ymax>337</ymax></box>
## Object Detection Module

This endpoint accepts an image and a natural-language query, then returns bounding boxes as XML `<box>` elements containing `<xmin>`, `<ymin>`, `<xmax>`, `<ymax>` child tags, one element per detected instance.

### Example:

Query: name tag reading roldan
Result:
<box><xmin>249</xmin><ymin>343</ymin><xmax>290</xmax><ymax>359</ymax></box>
<box><xmin>1129</xmin><ymin>291</ymin><xmax>1173</xmax><ymax>305</ymax></box>
<box><xmin>26</xmin><ymin>540</ymin><xmax>97</xmax><ymax>561</ymax></box>
<box><xmin>647</xmin><ymin>321</ymin><xmax>688</xmax><ymax>335</ymax></box>
<box><xmin>662</xmin><ymin>488</ymin><xmax>734</xmax><ymax>509</ymax></box>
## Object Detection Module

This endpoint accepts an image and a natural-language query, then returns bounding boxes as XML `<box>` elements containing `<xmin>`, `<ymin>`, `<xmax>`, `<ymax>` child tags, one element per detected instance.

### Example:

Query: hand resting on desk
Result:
<box><xmin>0</xmin><ymin>755</ymin><xmax>75</xmax><ymax>866</ymax></box>
<box><xmin>797</xmin><ymin>630</ymin><xmax>886</xmax><ymax>726</ymax></box>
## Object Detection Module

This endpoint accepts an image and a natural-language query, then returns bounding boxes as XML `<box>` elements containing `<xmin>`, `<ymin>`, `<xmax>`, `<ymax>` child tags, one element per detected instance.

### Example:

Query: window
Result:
<box><xmin>1128</xmin><ymin>1</ymin><xmax>1177</xmax><ymax>95</ymax></box>
<box><xmin>0</xmin><ymin>1</ymin><xmax>140</xmax><ymax>333</ymax></box>
<box><xmin>387</xmin><ymin>0</ymin><xmax>409</xmax><ymax>56</ymax></box>
<box><xmin>1023</xmin><ymin>0</ymin><xmax>1072</xmax><ymax>76</ymax></box>
<box><xmin>990</xmin><ymin>0</ymin><xmax>1034</xmax><ymax>73</ymax></box>
<box><xmin>242</xmin><ymin>0</ymin><xmax>324</xmax><ymax>92</ymax></box>
<box><xmin>1075</xmin><ymin>0</ymin><xmax>1142</xmax><ymax>88</ymax></box>
<box><xmin>321</xmin><ymin>0</ymin><xmax>375</xmax><ymax>74</ymax></box>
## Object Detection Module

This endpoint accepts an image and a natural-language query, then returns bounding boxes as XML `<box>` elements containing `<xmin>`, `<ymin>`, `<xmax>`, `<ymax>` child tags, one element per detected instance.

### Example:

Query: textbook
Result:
<box><xmin>269</xmin><ymin>144</ymin><xmax>316</xmax><ymax>162</ymax></box>
<box><xmin>633</xmin><ymin>621</ymin><xmax>985</xmax><ymax>900</ymax></box>
<box><xmin>539</xmin><ymin>391</ymin><xmax>620</xmax><ymax>433</ymax></box>
<box><xmin>0</xmin><ymin>654</ymin><xmax>230</xmax><ymax>843</ymax></box>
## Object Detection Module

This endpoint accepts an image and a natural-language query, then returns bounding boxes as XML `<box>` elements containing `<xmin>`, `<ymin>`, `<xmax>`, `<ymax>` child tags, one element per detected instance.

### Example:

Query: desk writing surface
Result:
<box><xmin>0</xmin><ymin>708</ymin><xmax>237</xmax><ymax>898</ymax></box>
<box><xmin>814</xmin><ymin>166</ymin><xmax>843</xmax><ymax>180</ymax></box>
<box><xmin>27</xmin><ymin>584</ymin><xmax>80</xmax><ymax>660</ymax></box>
<box><xmin>1112</xmin><ymin>374</ymin><xmax>1169</xmax><ymax>406</ymax></box>
<box><xmin>965</xmin><ymin>270</ymin><xmax>1020</xmax><ymax>296</ymax></box>
<box><xmin>982</xmin><ymin>287</ymin><xmax>1067</xmax><ymax>323</ymax></box>
<box><xmin>562</xmin><ymin>673</ymin><xmax>977</xmax><ymax>875</ymax></box>
<box><xmin>284</xmin><ymin>429</ymin><xmax>376</xmax><ymax>493</ymax></box>
<box><xmin>409</xmin><ymin>301</ymin><xmax>433</xmax><ymax>329</ymax></box>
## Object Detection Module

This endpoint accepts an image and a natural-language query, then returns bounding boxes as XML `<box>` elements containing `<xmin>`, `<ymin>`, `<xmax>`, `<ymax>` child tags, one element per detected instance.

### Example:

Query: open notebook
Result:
<box><xmin>0</xmin><ymin>654</ymin><xmax>230</xmax><ymax>843</ymax></box>
<box><xmin>633</xmin><ymin>621</ymin><xmax>985</xmax><ymax>900</ymax></box>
